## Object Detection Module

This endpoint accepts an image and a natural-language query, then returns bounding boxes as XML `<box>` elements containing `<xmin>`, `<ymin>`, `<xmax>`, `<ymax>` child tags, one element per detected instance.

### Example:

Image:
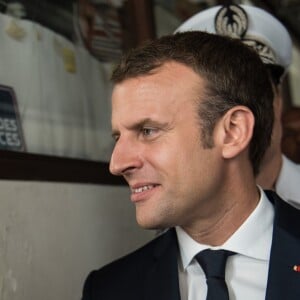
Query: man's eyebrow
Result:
<box><xmin>111</xmin><ymin>118</ymin><xmax>168</xmax><ymax>137</ymax></box>
<box><xmin>130</xmin><ymin>118</ymin><xmax>162</xmax><ymax>129</ymax></box>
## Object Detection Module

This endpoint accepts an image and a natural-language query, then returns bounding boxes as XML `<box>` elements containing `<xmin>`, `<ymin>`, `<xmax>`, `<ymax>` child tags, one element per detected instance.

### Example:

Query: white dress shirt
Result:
<box><xmin>176</xmin><ymin>188</ymin><xmax>274</xmax><ymax>300</ymax></box>
<box><xmin>276</xmin><ymin>155</ymin><xmax>300</xmax><ymax>209</ymax></box>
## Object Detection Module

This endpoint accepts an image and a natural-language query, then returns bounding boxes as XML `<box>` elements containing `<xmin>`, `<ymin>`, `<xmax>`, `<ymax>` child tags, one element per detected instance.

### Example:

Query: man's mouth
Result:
<box><xmin>132</xmin><ymin>184</ymin><xmax>157</xmax><ymax>194</ymax></box>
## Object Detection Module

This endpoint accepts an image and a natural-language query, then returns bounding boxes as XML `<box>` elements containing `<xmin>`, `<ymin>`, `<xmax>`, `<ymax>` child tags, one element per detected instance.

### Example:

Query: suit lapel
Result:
<box><xmin>143</xmin><ymin>228</ymin><xmax>181</xmax><ymax>300</ymax></box>
<box><xmin>265</xmin><ymin>191</ymin><xmax>300</xmax><ymax>300</ymax></box>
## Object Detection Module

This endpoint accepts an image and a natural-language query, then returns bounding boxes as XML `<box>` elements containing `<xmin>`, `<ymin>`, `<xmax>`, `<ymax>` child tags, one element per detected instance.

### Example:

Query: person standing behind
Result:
<box><xmin>82</xmin><ymin>31</ymin><xmax>300</xmax><ymax>300</ymax></box>
<box><xmin>175</xmin><ymin>4</ymin><xmax>300</xmax><ymax>208</ymax></box>
<box><xmin>282</xmin><ymin>106</ymin><xmax>300</xmax><ymax>164</ymax></box>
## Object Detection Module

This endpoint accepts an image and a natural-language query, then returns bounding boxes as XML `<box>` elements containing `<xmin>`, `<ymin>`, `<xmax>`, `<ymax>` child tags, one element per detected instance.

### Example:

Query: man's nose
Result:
<box><xmin>109</xmin><ymin>137</ymin><xmax>142</xmax><ymax>176</ymax></box>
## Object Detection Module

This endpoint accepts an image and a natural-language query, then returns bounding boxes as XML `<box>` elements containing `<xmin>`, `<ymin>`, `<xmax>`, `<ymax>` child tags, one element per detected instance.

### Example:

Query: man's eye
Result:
<box><xmin>142</xmin><ymin>128</ymin><xmax>156</xmax><ymax>136</ymax></box>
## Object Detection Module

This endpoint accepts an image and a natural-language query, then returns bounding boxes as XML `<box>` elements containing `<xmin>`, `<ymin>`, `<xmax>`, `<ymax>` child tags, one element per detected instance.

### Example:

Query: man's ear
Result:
<box><xmin>215</xmin><ymin>106</ymin><xmax>254</xmax><ymax>159</ymax></box>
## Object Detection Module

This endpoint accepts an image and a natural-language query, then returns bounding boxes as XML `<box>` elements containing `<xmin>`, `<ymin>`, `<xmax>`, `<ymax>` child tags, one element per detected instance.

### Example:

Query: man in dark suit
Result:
<box><xmin>82</xmin><ymin>30</ymin><xmax>300</xmax><ymax>300</ymax></box>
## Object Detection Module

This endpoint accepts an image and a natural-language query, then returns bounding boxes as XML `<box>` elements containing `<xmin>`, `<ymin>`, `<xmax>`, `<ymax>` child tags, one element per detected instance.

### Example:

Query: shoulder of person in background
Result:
<box><xmin>282</xmin><ymin>106</ymin><xmax>300</xmax><ymax>163</ymax></box>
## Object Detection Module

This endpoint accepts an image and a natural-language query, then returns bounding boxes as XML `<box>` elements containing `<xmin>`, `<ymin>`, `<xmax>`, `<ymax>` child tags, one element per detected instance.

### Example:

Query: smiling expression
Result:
<box><xmin>110</xmin><ymin>62</ymin><xmax>226</xmax><ymax>230</ymax></box>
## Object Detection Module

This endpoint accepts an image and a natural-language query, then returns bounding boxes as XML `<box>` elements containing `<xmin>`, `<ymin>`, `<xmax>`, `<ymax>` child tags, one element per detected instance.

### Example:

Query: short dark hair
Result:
<box><xmin>111</xmin><ymin>31</ymin><xmax>274</xmax><ymax>175</ymax></box>
<box><xmin>266</xmin><ymin>64</ymin><xmax>285</xmax><ymax>86</ymax></box>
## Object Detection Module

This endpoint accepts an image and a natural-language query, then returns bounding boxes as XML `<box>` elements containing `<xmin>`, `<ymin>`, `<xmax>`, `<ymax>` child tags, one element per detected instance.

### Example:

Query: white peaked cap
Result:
<box><xmin>175</xmin><ymin>5</ymin><xmax>292</xmax><ymax>71</ymax></box>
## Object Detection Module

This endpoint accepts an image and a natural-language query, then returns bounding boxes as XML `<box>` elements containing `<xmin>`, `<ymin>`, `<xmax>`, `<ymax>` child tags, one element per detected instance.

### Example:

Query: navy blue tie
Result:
<box><xmin>195</xmin><ymin>249</ymin><xmax>234</xmax><ymax>300</ymax></box>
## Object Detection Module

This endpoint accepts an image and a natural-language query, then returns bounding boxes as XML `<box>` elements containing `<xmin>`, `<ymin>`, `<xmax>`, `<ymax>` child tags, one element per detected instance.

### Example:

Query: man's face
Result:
<box><xmin>110</xmin><ymin>62</ymin><xmax>224</xmax><ymax>230</ymax></box>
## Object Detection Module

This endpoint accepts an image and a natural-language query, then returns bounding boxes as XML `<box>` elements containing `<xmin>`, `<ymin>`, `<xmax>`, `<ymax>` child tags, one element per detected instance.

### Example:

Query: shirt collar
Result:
<box><xmin>176</xmin><ymin>187</ymin><xmax>274</xmax><ymax>270</ymax></box>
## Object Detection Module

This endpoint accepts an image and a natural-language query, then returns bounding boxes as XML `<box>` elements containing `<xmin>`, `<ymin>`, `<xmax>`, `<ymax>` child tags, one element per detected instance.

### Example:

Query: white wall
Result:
<box><xmin>0</xmin><ymin>7</ymin><xmax>160</xmax><ymax>300</ymax></box>
<box><xmin>0</xmin><ymin>180</ymin><xmax>155</xmax><ymax>300</ymax></box>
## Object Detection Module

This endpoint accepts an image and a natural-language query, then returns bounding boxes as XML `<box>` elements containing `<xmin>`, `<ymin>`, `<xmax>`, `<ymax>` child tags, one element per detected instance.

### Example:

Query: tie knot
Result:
<box><xmin>195</xmin><ymin>249</ymin><xmax>235</xmax><ymax>279</ymax></box>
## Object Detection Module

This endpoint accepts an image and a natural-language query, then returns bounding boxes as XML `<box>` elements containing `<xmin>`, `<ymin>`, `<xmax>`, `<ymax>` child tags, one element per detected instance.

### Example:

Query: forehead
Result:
<box><xmin>111</xmin><ymin>62</ymin><xmax>205</xmax><ymax>121</ymax></box>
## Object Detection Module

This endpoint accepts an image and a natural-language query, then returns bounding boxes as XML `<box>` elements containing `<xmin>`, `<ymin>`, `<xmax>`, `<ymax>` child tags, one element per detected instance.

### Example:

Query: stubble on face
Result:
<box><xmin>111</xmin><ymin>62</ymin><xmax>228</xmax><ymax>231</ymax></box>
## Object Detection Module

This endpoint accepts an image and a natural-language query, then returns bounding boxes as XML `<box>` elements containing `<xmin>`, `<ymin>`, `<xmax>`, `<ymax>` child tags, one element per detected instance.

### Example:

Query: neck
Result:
<box><xmin>182</xmin><ymin>167</ymin><xmax>260</xmax><ymax>246</ymax></box>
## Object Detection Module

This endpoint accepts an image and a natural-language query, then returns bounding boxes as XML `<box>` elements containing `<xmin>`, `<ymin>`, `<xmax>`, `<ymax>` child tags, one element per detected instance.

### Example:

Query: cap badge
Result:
<box><xmin>214</xmin><ymin>4</ymin><xmax>248</xmax><ymax>39</ymax></box>
<box><xmin>214</xmin><ymin>5</ymin><xmax>277</xmax><ymax>65</ymax></box>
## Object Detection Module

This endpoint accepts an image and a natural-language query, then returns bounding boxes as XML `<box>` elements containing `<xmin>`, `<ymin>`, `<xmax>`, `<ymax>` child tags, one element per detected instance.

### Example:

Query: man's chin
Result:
<box><xmin>136</xmin><ymin>216</ymin><xmax>169</xmax><ymax>231</ymax></box>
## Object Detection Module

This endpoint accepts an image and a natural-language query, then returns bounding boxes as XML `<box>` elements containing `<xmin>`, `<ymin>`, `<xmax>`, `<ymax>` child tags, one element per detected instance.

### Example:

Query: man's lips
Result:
<box><xmin>129</xmin><ymin>183</ymin><xmax>160</xmax><ymax>202</ymax></box>
<box><xmin>131</xmin><ymin>184</ymin><xmax>158</xmax><ymax>194</ymax></box>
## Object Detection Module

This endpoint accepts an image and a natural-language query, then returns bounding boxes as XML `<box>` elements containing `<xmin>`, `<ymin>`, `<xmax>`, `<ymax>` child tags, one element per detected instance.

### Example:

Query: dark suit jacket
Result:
<box><xmin>82</xmin><ymin>191</ymin><xmax>300</xmax><ymax>300</ymax></box>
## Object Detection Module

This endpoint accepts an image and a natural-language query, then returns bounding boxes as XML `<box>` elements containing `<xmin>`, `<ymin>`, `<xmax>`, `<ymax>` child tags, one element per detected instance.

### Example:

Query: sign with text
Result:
<box><xmin>0</xmin><ymin>85</ymin><xmax>25</xmax><ymax>151</ymax></box>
